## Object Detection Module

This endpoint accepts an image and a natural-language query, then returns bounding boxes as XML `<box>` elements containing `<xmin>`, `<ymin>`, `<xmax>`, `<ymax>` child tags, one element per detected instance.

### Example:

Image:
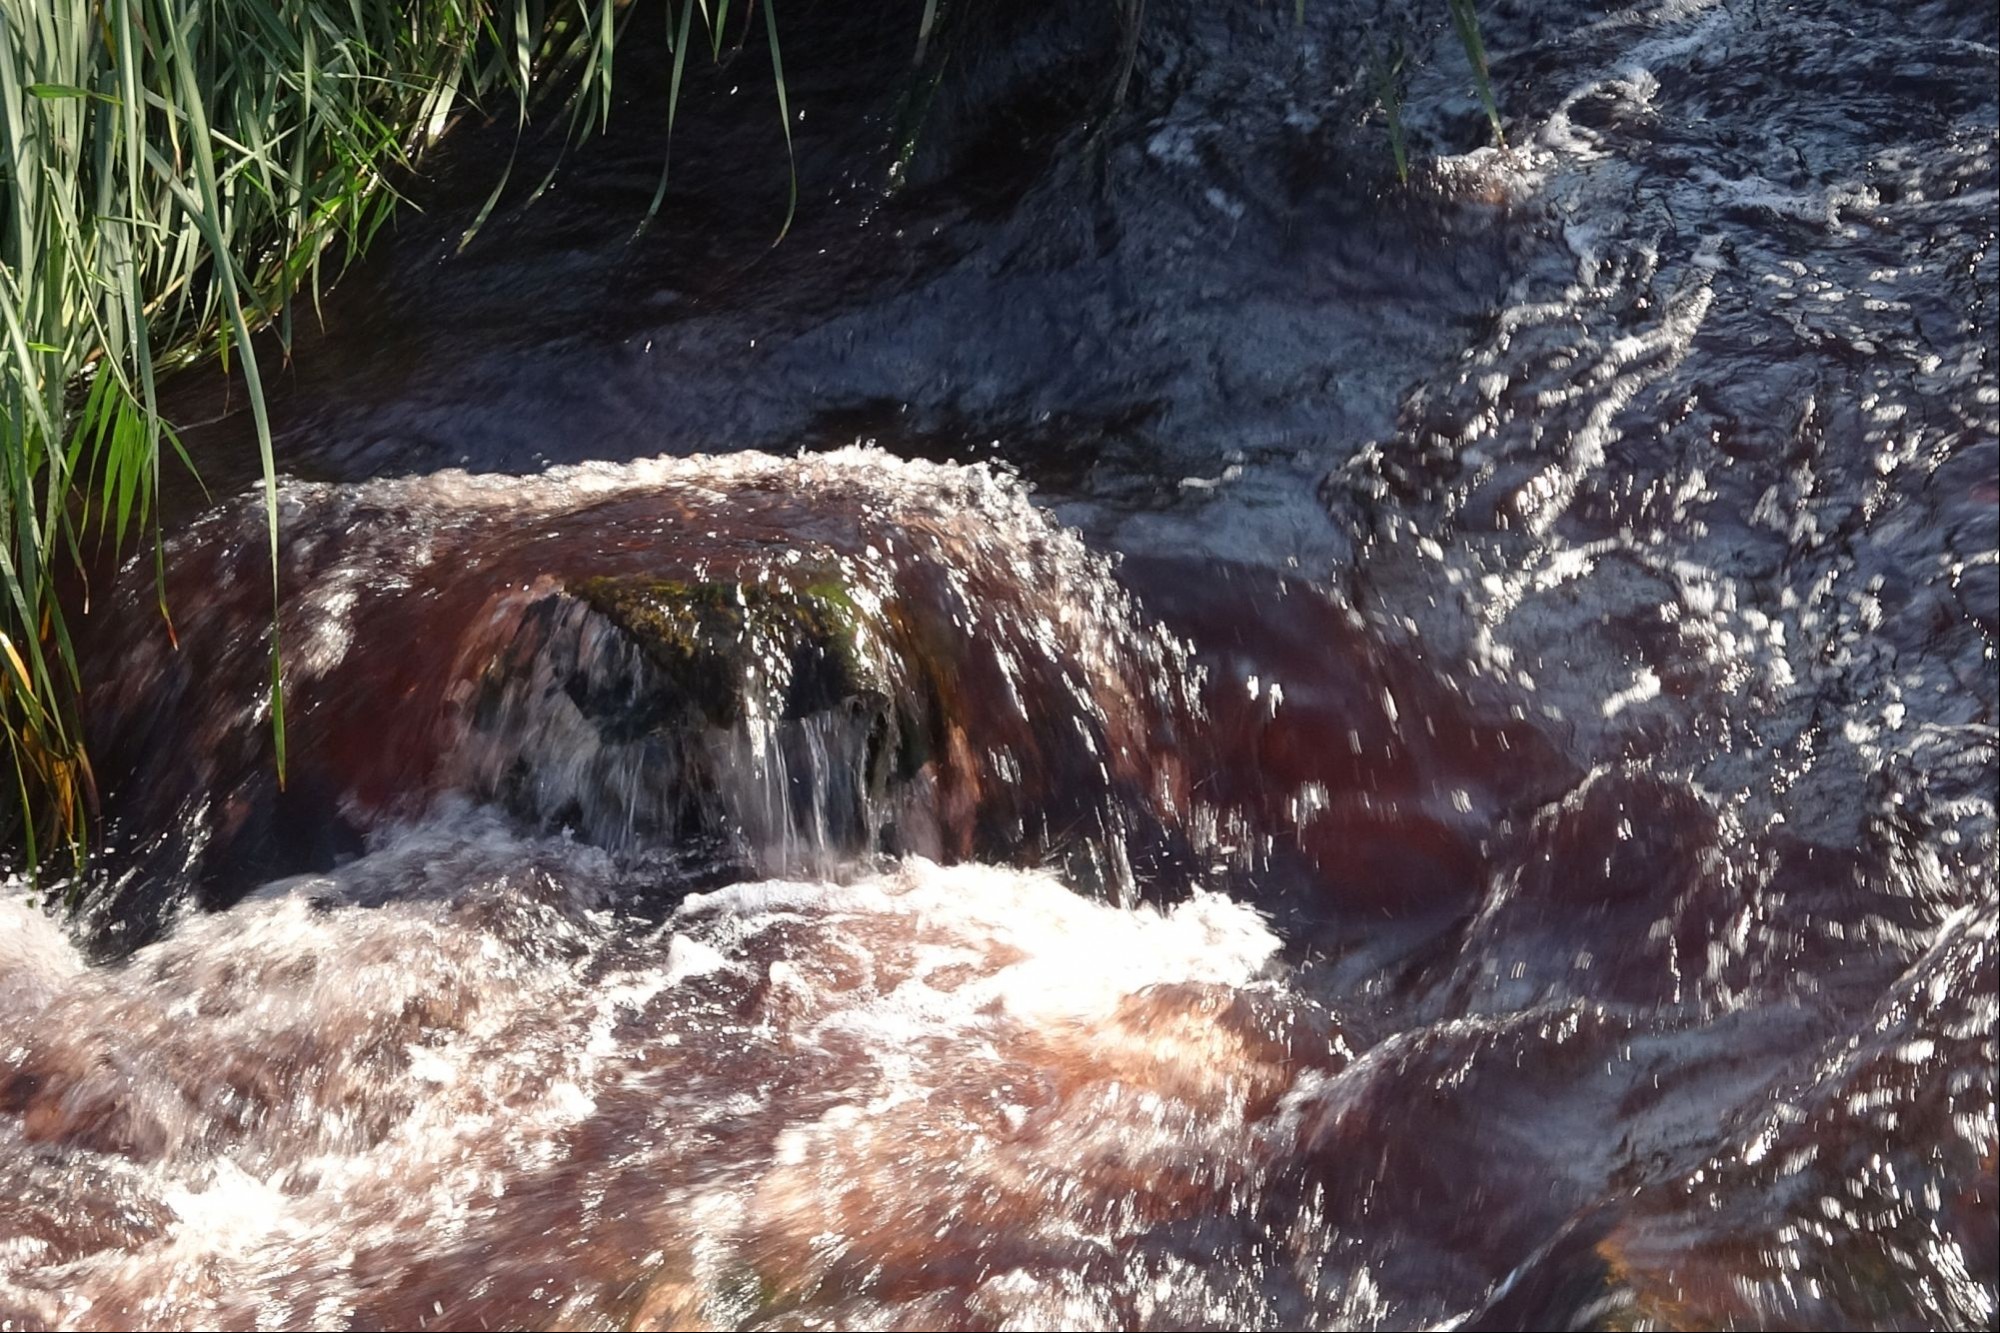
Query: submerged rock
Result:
<box><xmin>73</xmin><ymin>450</ymin><xmax>1209</xmax><ymax>952</ymax></box>
<box><xmin>568</xmin><ymin>575</ymin><xmax>884</xmax><ymax>728</ymax></box>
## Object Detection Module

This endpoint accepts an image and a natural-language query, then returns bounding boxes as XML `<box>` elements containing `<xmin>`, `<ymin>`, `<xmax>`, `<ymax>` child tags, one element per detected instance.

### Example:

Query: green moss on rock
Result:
<box><xmin>570</xmin><ymin>574</ymin><xmax>886</xmax><ymax>727</ymax></box>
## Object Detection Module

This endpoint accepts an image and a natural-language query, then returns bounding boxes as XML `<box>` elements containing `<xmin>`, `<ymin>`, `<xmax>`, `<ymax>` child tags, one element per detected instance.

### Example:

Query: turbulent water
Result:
<box><xmin>6</xmin><ymin>0</ymin><xmax>1996</xmax><ymax>1329</ymax></box>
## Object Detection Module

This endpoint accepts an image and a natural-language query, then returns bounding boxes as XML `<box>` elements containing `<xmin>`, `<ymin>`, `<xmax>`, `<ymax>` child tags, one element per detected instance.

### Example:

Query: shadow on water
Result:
<box><xmin>8</xmin><ymin>0</ymin><xmax>1995</xmax><ymax>1328</ymax></box>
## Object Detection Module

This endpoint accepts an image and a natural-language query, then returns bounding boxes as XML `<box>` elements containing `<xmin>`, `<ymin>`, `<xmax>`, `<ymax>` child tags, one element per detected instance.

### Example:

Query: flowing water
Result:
<box><xmin>5</xmin><ymin>0</ymin><xmax>1996</xmax><ymax>1329</ymax></box>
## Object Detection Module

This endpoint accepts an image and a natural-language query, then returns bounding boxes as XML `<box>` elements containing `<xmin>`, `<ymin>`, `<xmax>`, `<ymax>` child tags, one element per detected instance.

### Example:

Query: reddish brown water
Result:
<box><xmin>6</xmin><ymin>0</ymin><xmax>1996</xmax><ymax>1328</ymax></box>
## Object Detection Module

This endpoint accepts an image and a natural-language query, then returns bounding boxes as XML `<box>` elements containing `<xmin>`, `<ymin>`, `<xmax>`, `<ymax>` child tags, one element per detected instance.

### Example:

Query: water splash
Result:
<box><xmin>78</xmin><ymin>449</ymin><xmax>1210</xmax><ymax>946</ymax></box>
<box><xmin>3</xmin><ymin>822</ymin><xmax>1340</xmax><ymax>1331</ymax></box>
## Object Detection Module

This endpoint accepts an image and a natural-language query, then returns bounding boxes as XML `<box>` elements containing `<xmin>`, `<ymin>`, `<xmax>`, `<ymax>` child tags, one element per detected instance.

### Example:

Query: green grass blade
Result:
<box><xmin>761</xmin><ymin>0</ymin><xmax>795</xmax><ymax>243</ymax></box>
<box><xmin>1446</xmin><ymin>0</ymin><xmax>1504</xmax><ymax>146</ymax></box>
<box><xmin>153</xmin><ymin>9</ymin><xmax>288</xmax><ymax>782</ymax></box>
<box><xmin>640</xmin><ymin>0</ymin><xmax>697</xmax><ymax>233</ymax></box>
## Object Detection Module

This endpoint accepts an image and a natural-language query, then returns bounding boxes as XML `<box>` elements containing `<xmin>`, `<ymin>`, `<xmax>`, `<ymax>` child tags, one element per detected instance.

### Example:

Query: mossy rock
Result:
<box><xmin>571</xmin><ymin>575</ymin><xmax>886</xmax><ymax>728</ymax></box>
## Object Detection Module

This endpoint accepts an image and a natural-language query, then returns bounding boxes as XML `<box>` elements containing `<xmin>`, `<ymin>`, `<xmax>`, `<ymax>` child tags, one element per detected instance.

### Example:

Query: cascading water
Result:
<box><xmin>5</xmin><ymin>0</ymin><xmax>1995</xmax><ymax>1328</ymax></box>
<box><xmin>72</xmin><ymin>451</ymin><xmax>1209</xmax><ymax>948</ymax></box>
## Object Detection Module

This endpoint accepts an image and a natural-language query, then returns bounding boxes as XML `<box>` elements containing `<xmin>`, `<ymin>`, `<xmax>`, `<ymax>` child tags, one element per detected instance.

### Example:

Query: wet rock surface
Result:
<box><xmin>155</xmin><ymin>0</ymin><xmax>1516</xmax><ymax>499</ymax></box>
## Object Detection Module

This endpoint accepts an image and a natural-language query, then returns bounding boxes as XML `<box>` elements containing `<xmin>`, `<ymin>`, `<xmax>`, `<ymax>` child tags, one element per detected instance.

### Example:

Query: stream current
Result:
<box><xmin>5</xmin><ymin>0</ymin><xmax>1996</xmax><ymax>1328</ymax></box>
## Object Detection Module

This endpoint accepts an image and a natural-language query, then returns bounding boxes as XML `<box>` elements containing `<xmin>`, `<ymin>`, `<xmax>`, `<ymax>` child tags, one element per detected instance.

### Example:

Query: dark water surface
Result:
<box><xmin>5</xmin><ymin>0</ymin><xmax>1995</xmax><ymax>1328</ymax></box>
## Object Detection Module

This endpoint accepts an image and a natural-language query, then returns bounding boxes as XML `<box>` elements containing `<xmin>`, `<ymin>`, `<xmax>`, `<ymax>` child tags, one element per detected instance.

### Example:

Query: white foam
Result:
<box><xmin>684</xmin><ymin>858</ymin><xmax>1279</xmax><ymax>1031</ymax></box>
<box><xmin>0</xmin><ymin>892</ymin><xmax>84</xmax><ymax>1016</ymax></box>
<box><xmin>3</xmin><ymin>828</ymin><xmax>1308</xmax><ymax>1330</ymax></box>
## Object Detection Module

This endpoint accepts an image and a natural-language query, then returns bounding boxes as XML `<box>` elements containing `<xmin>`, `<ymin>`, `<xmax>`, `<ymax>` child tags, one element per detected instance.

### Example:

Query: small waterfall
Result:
<box><xmin>74</xmin><ymin>448</ymin><xmax>1211</xmax><ymax>945</ymax></box>
<box><xmin>448</xmin><ymin>578</ymin><xmax>915</xmax><ymax>877</ymax></box>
